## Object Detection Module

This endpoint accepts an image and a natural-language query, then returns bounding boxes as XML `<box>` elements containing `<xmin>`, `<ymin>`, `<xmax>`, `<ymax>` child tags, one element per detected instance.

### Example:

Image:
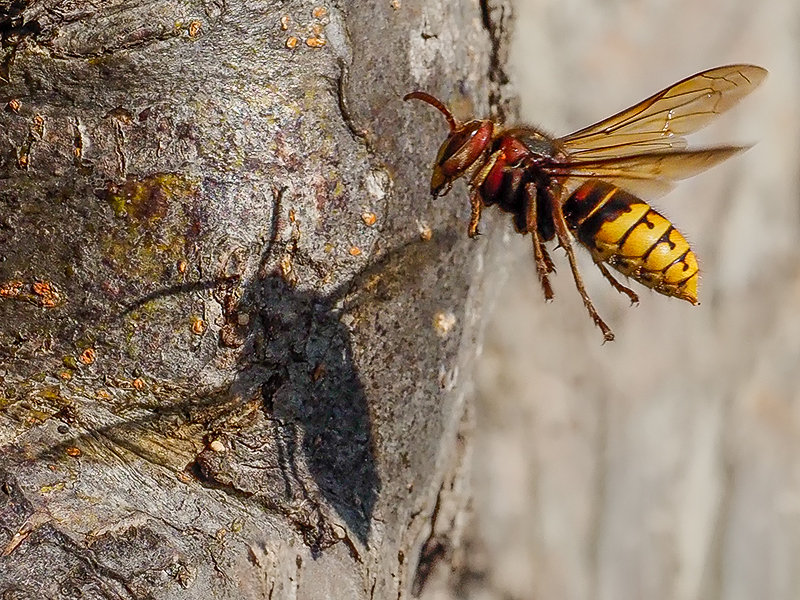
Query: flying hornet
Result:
<box><xmin>405</xmin><ymin>65</ymin><xmax>767</xmax><ymax>341</ymax></box>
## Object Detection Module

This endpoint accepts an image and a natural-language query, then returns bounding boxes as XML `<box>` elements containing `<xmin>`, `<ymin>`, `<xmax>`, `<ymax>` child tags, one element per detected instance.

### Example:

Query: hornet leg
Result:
<box><xmin>468</xmin><ymin>189</ymin><xmax>482</xmax><ymax>239</ymax></box>
<box><xmin>595</xmin><ymin>261</ymin><xmax>639</xmax><ymax>305</ymax></box>
<box><xmin>524</xmin><ymin>182</ymin><xmax>555</xmax><ymax>301</ymax></box>
<box><xmin>467</xmin><ymin>150</ymin><xmax>504</xmax><ymax>238</ymax></box>
<box><xmin>549</xmin><ymin>182</ymin><xmax>615</xmax><ymax>342</ymax></box>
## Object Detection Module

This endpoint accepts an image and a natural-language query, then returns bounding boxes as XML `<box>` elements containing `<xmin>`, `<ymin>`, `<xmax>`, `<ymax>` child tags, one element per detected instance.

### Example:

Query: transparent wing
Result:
<box><xmin>544</xmin><ymin>146</ymin><xmax>748</xmax><ymax>197</ymax></box>
<box><xmin>559</xmin><ymin>65</ymin><xmax>766</xmax><ymax>160</ymax></box>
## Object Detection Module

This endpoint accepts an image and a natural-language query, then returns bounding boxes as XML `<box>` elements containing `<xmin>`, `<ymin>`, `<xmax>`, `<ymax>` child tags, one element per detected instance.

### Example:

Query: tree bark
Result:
<box><xmin>0</xmin><ymin>0</ymin><xmax>513</xmax><ymax>597</ymax></box>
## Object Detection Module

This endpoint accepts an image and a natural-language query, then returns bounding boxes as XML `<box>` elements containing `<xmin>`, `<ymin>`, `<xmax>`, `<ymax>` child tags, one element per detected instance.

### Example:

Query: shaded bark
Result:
<box><xmin>0</xmin><ymin>0</ymin><xmax>513</xmax><ymax>597</ymax></box>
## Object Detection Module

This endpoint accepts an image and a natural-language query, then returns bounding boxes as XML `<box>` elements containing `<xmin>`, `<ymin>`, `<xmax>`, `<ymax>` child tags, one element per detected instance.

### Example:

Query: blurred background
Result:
<box><xmin>441</xmin><ymin>0</ymin><xmax>798</xmax><ymax>598</ymax></box>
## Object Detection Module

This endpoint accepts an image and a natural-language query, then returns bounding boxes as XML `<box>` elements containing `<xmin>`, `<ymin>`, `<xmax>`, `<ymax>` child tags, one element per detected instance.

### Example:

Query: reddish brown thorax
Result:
<box><xmin>477</xmin><ymin>135</ymin><xmax>534</xmax><ymax>200</ymax></box>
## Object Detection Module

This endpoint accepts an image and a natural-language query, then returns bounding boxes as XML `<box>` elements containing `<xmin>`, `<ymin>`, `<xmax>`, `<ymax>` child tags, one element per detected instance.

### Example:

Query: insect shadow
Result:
<box><xmin>206</xmin><ymin>219</ymin><xmax>462</xmax><ymax>549</ymax></box>
<box><xmin>21</xmin><ymin>206</ymin><xmax>461</xmax><ymax>552</ymax></box>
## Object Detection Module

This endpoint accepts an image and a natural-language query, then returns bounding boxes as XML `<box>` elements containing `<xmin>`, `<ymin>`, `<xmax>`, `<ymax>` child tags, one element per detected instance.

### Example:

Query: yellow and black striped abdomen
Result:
<box><xmin>563</xmin><ymin>181</ymin><xmax>699</xmax><ymax>304</ymax></box>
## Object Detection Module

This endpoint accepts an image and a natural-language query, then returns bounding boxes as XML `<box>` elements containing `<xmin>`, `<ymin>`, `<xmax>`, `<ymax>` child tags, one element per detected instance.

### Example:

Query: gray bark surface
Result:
<box><xmin>0</xmin><ymin>0</ymin><xmax>512</xmax><ymax>597</ymax></box>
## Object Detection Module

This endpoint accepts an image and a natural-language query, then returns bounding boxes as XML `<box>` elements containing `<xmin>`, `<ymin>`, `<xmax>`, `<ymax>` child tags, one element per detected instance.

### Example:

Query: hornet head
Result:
<box><xmin>404</xmin><ymin>91</ymin><xmax>494</xmax><ymax>197</ymax></box>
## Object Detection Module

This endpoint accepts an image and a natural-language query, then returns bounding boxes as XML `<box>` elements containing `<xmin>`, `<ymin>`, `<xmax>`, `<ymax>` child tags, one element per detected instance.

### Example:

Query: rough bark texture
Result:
<box><xmin>0</xmin><ymin>0</ymin><xmax>514</xmax><ymax>597</ymax></box>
